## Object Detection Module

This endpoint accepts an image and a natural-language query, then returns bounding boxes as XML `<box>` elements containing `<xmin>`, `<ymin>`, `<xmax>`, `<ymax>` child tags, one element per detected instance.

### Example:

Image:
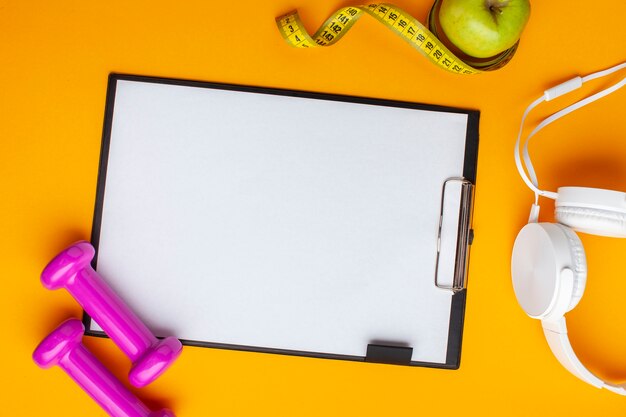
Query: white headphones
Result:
<box><xmin>511</xmin><ymin>61</ymin><xmax>626</xmax><ymax>394</ymax></box>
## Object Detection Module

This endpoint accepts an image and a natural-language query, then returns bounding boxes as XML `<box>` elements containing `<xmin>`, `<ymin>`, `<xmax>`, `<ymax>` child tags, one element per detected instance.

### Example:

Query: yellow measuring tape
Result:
<box><xmin>275</xmin><ymin>2</ymin><xmax>518</xmax><ymax>75</ymax></box>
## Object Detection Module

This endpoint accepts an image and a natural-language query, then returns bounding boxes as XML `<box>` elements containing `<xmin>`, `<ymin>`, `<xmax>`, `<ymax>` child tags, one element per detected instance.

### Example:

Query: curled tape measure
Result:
<box><xmin>276</xmin><ymin>2</ymin><xmax>518</xmax><ymax>74</ymax></box>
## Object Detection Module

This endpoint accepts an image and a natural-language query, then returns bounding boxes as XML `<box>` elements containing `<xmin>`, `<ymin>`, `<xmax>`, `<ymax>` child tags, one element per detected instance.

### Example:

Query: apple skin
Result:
<box><xmin>438</xmin><ymin>0</ymin><xmax>530</xmax><ymax>58</ymax></box>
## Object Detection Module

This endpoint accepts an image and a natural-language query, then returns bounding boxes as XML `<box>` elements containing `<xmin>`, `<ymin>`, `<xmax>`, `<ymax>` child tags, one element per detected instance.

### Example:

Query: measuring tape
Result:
<box><xmin>275</xmin><ymin>2</ymin><xmax>518</xmax><ymax>75</ymax></box>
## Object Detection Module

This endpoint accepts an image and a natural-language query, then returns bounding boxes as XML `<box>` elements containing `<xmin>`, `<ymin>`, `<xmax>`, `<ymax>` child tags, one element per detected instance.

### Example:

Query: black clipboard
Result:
<box><xmin>85</xmin><ymin>74</ymin><xmax>478</xmax><ymax>369</ymax></box>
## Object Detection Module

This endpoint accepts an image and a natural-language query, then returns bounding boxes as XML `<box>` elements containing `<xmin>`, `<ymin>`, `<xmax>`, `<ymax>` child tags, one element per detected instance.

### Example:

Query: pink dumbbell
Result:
<box><xmin>41</xmin><ymin>241</ymin><xmax>182</xmax><ymax>387</ymax></box>
<box><xmin>33</xmin><ymin>318</ymin><xmax>175</xmax><ymax>417</ymax></box>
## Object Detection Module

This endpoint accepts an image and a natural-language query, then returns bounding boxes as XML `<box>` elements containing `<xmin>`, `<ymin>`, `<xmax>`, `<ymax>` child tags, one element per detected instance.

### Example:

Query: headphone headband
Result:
<box><xmin>543</xmin><ymin>317</ymin><xmax>626</xmax><ymax>394</ymax></box>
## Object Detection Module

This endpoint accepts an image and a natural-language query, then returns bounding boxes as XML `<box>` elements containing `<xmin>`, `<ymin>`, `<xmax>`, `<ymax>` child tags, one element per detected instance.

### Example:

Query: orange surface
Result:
<box><xmin>2</xmin><ymin>1</ymin><xmax>626</xmax><ymax>415</ymax></box>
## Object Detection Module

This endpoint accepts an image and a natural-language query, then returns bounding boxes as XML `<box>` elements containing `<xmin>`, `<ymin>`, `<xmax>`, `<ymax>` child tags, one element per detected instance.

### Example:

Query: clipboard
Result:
<box><xmin>85</xmin><ymin>74</ymin><xmax>479</xmax><ymax>369</ymax></box>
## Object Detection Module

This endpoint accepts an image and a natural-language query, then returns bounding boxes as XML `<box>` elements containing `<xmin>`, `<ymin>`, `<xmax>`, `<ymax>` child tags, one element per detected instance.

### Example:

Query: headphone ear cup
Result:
<box><xmin>512</xmin><ymin>223</ymin><xmax>587</xmax><ymax>318</ymax></box>
<box><xmin>555</xmin><ymin>205</ymin><xmax>626</xmax><ymax>238</ymax></box>
<box><xmin>553</xmin><ymin>224</ymin><xmax>587</xmax><ymax>312</ymax></box>
<box><xmin>555</xmin><ymin>187</ymin><xmax>626</xmax><ymax>238</ymax></box>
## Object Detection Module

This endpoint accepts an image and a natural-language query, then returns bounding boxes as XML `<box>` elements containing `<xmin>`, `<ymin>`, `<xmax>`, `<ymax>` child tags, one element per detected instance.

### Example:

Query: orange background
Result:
<box><xmin>2</xmin><ymin>0</ymin><xmax>626</xmax><ymax>415</ymax></box>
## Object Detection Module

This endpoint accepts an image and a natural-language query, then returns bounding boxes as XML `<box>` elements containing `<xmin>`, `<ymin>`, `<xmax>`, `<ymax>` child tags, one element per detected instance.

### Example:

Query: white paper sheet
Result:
<box><xmin>90</xmin><ymin>78</ymin><xmax>470</xmax><ymax>365</ymax></box>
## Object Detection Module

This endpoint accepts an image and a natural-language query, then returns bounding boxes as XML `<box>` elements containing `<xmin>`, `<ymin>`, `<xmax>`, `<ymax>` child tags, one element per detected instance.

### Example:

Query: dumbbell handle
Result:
<box><xmin>62</xmin><ymin>344</ymin><xmax>170</xmax><ymax>417</ymax></box>
<box><xmin>33</xmin><ymin>319</ymin><xmax>174</xmax><ymax>417</ymax></box>
<box><xmin>70</xmin><ymin>266</ymin><xmax>154</xmax><ymax>361</ymax></box>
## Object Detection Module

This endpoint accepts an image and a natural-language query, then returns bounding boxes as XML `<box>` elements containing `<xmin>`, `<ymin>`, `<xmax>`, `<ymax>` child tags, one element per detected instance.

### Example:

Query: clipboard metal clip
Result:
<box><xmin>434</xmin><ymin>178</ymin><xmax>475</xmax><ymax>293</ymax></box>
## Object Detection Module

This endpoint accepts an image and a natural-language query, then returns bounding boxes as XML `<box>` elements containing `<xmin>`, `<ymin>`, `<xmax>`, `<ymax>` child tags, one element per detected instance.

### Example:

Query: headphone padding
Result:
<box><xmin>556</xmin><ymin>205</ymin><xmax>626</xmax><ymax>238</ymax></box>
<box><xmin>554</xmin><ymin>224</ymin><xmax>587</xmax><ymax>312</ymax></box>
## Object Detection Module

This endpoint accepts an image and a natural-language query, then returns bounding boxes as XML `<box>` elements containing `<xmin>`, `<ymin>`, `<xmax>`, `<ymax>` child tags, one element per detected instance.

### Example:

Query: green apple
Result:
<box><xmin>438</xmin><ymin>0</ymin><xmax>530</xmax><ymax>58</ymax></box>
